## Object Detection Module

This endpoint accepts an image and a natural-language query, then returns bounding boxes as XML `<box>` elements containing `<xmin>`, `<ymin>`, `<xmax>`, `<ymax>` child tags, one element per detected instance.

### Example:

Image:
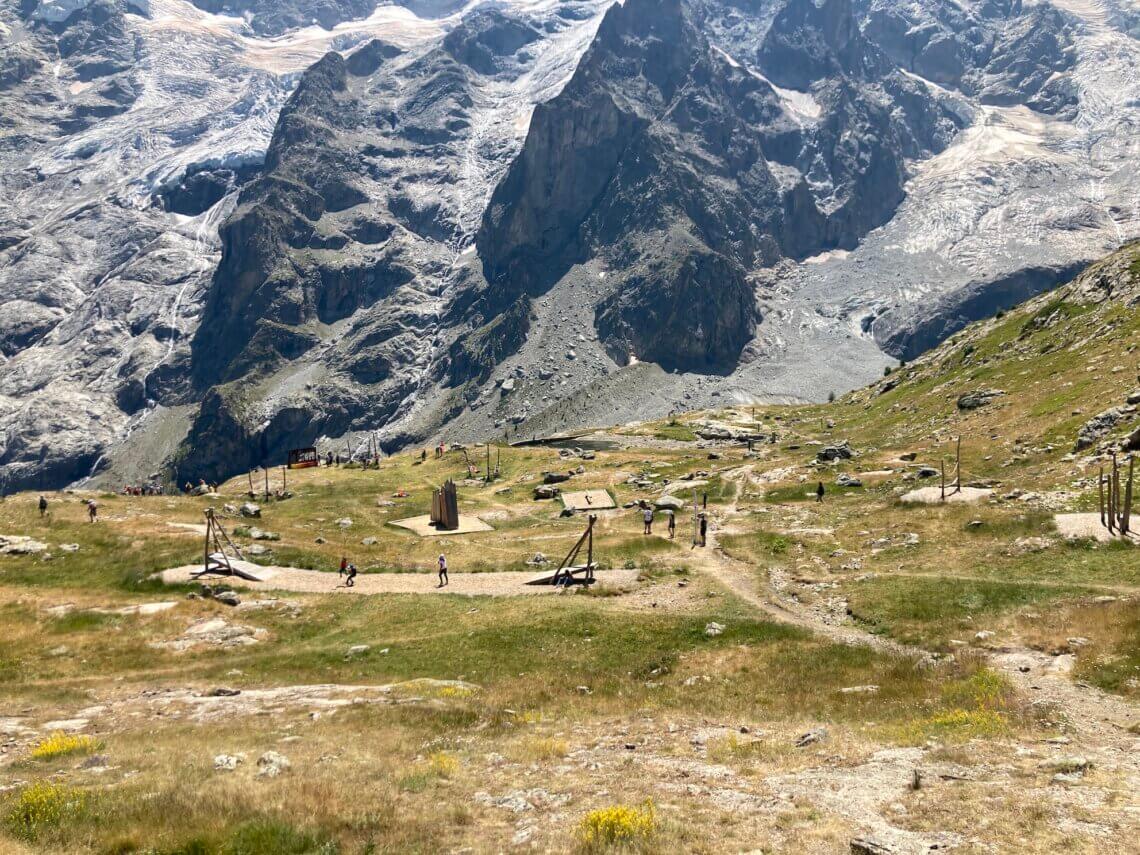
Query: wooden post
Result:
<box><xmin>281</xmin><ymin>465</ymin><xmax>287</xmax><ymax>492</ymax></box>
<box><xmin>1124</xmin><ymin>457</ymin><xmax>1134</xmax><ymax>536</ymax></box>
<box><xmin>247</xmin><ymin>469</ymin><xmax>254</xmax><ymax>495</ymax></box>
<box><xmin>1108</xmin><ymin>459</ymin><xmax>1116</xmax><ymax>533</ymax></box>
<box><xmin>486</xmin><ymin>443</ymin><xmax>491</xmax><ymax>482</ymax></box>
<box><xmin>586</xmin><ymin>514</ymin><xmax>594</xmax><ymax>568</ymax></box>
<box><xmin>264</xmin><ymin>467</ymin><xmax>269</xmax><ymax>502</ymax></box>
<box><xmin>940</xmin><ymin>459</ymin><xmax>946</xmax><ymax>502</ymax></box>
<box><xmin>954</xmin><ymin>436</ymin><xmax>962</xmax><ymax>494</ymax></box>
<box><xmin>204</xmin><ymin>508</ymin><xmax>212</xmax><ymax>572</ymax></box>
<box><xmin>1099</xmin><ymin>466</ymin><xmax>1106</xmax><ymax>527</ymax></box>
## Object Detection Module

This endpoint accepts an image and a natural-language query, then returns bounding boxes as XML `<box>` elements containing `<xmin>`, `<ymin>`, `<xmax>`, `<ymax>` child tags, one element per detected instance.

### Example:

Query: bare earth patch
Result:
<box><xmin>899</xmin><ymin>486</ymin><xmax>992</xmax><ymax>504</ymax></box>
<box><xmin>1054</xmin><ymin>512</ymin><xmax>1139</xmax><ymax>543</ymax></box>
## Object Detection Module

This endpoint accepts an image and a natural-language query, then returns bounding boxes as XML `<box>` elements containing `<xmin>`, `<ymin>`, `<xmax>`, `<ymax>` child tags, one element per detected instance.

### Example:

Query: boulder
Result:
<box><xmin>248</xmin><ymin>528</ymin><xmax>279</xmax><ymax>541</ymax></box>
<box><xmin>836</xmin><ymin>474</ymin><xmax>862</xmax><ymax>487</ymax></box>
<box><xmin>214</xmin><ymin>591</ymin><xmax>241</xmax><ymax>607</ymax></box>
<box><xmin>0</xmin><ymin>535</ymin><xmax>48</xmax><ymax>555</ymax></box>
<box><xmin>335</xmin><ymin>518</ymin><xmax>353</xmax><ymax>528</ymax></box>
<box><xmin>1075</xmin><ymin>407</ymin><xmax>1129</xmax><ymax>450</ymax></box>
<box><xmin>214</xmin><ymin>754</ymin><xmax>243</xmax><ymax>771</ymax></box>
<box><xmin>239</xmin><ymin>503</ymin><xmax>261</xmax><ymax>518</ymax></box>
<box><xmin>256</xmin><ymin>751</ymin><xmax>290</xmax><ymax>778</ymax></box>
<box><xmin>533</xmin><ymin>485</ymin><xmax>561</xmax><ymax>500</ymax></box>
<box><xmin>956</xmin><ymin>389</ymin><xmax>1004</xmax><ymax>410</ymax></box>
<box><xmin>916</xmin><ymin>466</ymin><xmax>939</xmax><ymax>478</ymax></box>
<box><xmin>817</xmin><ymin>441</ymin><xmax>854</xmax><ymax>462</ymax></box>
<box><xmin>704</xmin><ymin>622</ymin><xmax>725</xmax><ymax>637</ymax></box>
<box><xmin>542</xmin><ymin>471</ymin><xmax>571</xmax><ymax>484</ymax></box>
<box><xmin>654</xmin><ymin>495</ymin><xmax>686</xmax><ymax>510</ymax></box>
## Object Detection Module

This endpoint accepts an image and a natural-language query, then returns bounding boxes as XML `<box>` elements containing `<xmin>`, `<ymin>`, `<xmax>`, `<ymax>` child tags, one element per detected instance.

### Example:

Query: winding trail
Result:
<box><xmin>687</xmin><ymin>465</ymin><xmax>1140</xmax><ymax>752</ymax></box>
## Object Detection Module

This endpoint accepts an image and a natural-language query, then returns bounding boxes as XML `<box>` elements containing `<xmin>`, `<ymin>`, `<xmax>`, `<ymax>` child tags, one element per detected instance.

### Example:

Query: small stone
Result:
<box><xmin>214</xmin><ymin>591</ymin><xmax>241</xmax><ymax>607</ymax></box>
<box><xmin>239</xmin><ymin>503</ymin><xmax>261</xmax><ymax>518</ymax></box>
<box><xmin>256</xmin><ymin>751</ymin><xmax>290</xmax><ymax>778</ymax></box>
<box><xmin>704</xmin><ymin>622</ymin><xmax>725</xmax><ymax>637</ymax></box>
<box><xmin>361</xmin><ymin>537</ymin><xmax>378</xmax><ymax>546</ymax></box>
<box><xmin>206</xmin><ymin>687</ymin><xmax>241</xmax><ymax>697</ymax></box>
<box><xmin>335</xmin><ymin>518</ymin><xmax>353</xmax><ymax>528</ymax></box>
<box><xmin>346</xmin><ymin>645</ymin><xmax>370</xmax><ymax>658</ymax></box>
<box><xmin>214</xmin><ymin>754</ymin><xmax>242</xmax><ymax>771</ymax></box>
<box><xmin>796</xmin><ymin>728</ymin><xmax>827</xmax><ymax>748</ymax></box>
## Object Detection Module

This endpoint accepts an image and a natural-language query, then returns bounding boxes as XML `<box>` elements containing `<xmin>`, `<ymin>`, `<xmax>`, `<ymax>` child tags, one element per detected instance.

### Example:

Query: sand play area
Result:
<box><xmin>899</xmin><ymin>486</ymin><xmax>993</xmax><ymax>504</ymax></box>
<box><xmin>1054</xmin><ymin>512</ymin><xmax>1139</xmax><ymax>543</ymax></box>
<box><xmin>388</xmin><ymin>515</ymin><xmax>494</xmax><ymax>536</ymax></box>
<box><xmin>561</xmin><ymin>489</ymin><xmax>617</xmax><ymax>511</ymax></box>
<box><xmin>160</xmin><ymin>562</ymin><xmax>640</xmax><ymax>596</ymax></box>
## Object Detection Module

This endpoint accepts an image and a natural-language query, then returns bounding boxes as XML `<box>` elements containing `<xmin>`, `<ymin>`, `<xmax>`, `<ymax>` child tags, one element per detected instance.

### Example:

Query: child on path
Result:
<box><xmin>438</xmin><ymin>553</ymin><xmax>449</xmax><ymax>587</ymax></box>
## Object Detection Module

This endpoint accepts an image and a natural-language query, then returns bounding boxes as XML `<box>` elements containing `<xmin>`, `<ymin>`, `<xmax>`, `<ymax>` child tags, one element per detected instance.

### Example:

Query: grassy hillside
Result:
<box><xmin>1</xmin><ymin>244</ymin><xmax>1138</xmax><ymax>853</ymax></box>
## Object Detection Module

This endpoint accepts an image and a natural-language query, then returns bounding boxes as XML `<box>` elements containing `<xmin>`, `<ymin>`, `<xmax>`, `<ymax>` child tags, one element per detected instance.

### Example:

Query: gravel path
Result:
<box><xmin>161</xmin><ymin>564</ymin><xmax>641</xmax><ymax>597</ymax></box>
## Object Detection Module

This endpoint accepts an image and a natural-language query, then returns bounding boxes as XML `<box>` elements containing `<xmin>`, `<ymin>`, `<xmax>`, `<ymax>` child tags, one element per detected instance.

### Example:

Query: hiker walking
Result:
<box><xmin>38</xmin><ymin>495</ymin><xmax>47</xmax><ymax>517</ymax></box>
<box><xmin>437</xmin><ymin>553</ymin><xmax>449</xmax><ymax>587</ymax></box>
<box><xmin>698</xmin><ymin>513</ymin><xmax>708</xmax><ymax>547</ymax></box>
<box><xmin>642</xmin><ymin>505</ymin><xmax>653</xmax><ymax>535</ymax></box>
<box><xmin>345</xmin><ymin>563</ymin><xmax>357</xmax><ymax>587</ymax></box>
<box><xmin>667</xmin><ymin>509</ymin><xmax>676</xmax><ymax>539</ymax></box>
<box><xmin>816</xmin><ymin>481</ymin><xmax>825</xmax><ymax>503</ymax></box>
<box><xmin>87</xmin><ymin>499</ymin><xmax>98</xmax><ymax>523</ymax></box>
<box><xmin>339</xmin><ymin>556</ymin><xmax>347</xmax><ymax>578</ymax></box>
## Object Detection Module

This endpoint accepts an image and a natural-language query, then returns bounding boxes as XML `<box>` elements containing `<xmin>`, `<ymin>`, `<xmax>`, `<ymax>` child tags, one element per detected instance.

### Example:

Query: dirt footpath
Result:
<box><xmin>160</xmin><ymin>564</ymin><xmax>641</xmax><ymax>597</ymax></box>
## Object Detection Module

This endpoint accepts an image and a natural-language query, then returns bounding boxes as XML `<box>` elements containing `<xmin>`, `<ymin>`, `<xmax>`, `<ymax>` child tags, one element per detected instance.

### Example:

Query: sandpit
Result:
<box><xmin>899</xmin><ymin>486</ymin><xmax>992</xmax><ymax>505</ymax></box>
<box><xmin>160</xmin><ymin>563</ymin><xmax>640</xmax><ymax>596</ymax></box>
<box><xmin>388</xmin><ymin>515</ymin><xmax>493</xmax><ymax>536</ymax></box>
<box><xmin>1054</xmin><ymin>513</ymin><xmax>1138</xmax><ymax>543</ymax></box>
<box><xmin>561</xmin><ymin>490</ymin><xmax>616</xmax><ymax>511</ymax></box>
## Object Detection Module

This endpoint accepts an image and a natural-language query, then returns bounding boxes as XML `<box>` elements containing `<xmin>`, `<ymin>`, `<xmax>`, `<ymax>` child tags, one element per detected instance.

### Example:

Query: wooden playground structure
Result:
<box><xmin>526</xmin><ymin>514</ymin><xmax>598</xmax><ymax>586</ymax></box>
<box><xmin>195</xmin><ymin>508</ymin><xmax>262</xmax><ymax>581</ymax></box>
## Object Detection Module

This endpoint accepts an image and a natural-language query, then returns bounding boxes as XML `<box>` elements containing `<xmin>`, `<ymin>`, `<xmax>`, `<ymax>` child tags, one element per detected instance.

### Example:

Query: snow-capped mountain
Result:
<box><xmin>1</xmin><ymin>0</ymin><xmax>1138</xmax><ymax>489</ymax></box>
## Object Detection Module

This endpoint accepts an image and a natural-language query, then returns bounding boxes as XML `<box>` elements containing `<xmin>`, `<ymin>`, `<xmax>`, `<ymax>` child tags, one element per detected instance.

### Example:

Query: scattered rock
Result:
<box><xmin>239</xmin><ymin>503</ymin><xmax>261</xmax><ymax>518</ymax></box>
<box><xmin>916</xmin><ymin>466</ymin><xmax>939</xmax><ymax>478</ymax></box>
<box><xmin>248</xmin><ymin>528</ymin><xmax>279</xmax><ymax>541</ymax></box>
<box><xmin>851</xmin><ymin>838</ymin><xmax>894</xmax><ymax>855</ymax></box>
<box><xmin>836</xmin><ymin>473</ymin><xmax>862</xmax><ymax>487</ymax></box>
<box><xmin>796</xmin><ymin>728</ymin><xmax>827</xmax><ymax>747</ymax></box>
<box><xmin>59</xmin><ymin>543</ymin><xmax>79</xmax><ymax>553</ymax></box>
<box><xmin>838</xmin><ymin>685</ymin><xmax>879</xmax><ymax>695</ymax></box>
<box><xmin>335</xmin><ymin>518</ymin><xmax>353</xmax><ymax>528</ymax></box>
<box><xmin>0</xmin><ymin>535</ymin><xmax>48</xmax><ymax>555</ymax></box>
<box><xmin>704</xmin><ymin>622</ymin><xmax>725</xmax><ymax>637</ymax></box>
<box><xmin>346</xmin><ymin>645</ymin><xmax>370</xmax><ymax>658</ymax></box>
<box><xmin>214</xmin><ymin>591</ymin><xmax>242</xmax><ymax>607</ymax></box>
<box><xmin>361</xmin><ymin>537</ymin><xmax>378</xmax><ymax>546</ymax></box>
<box><xmin>214</xmin><ymin>754</ymin><xmax>243</xmax><ymax>771</ymax></box>
<box><xmin>533</xmin><ymin>485</ymin><xmax>561</xmax><ymax>500</ymax></box>
<box><xmin>206</xmin><ymin>687</ymin><xmax>241</xmax><ymax>697</ymax></box>
<box><xmin>542</xmin><ymin>472</ymin><xmax>571</xmax><ymax>485</ymax></box>
<box><xmin>1075</xmin><ymin>407</ymin><xmax>1129</xmax><ymax>450</ymax></box>
<box><xmin>817</xmin><ymin>441</ymin><xmax>854</xmax><ymax>462</ymax></box>
<box><xmin>957</xmin><ymin>389</ymin><xmax>1004</xmax><ymax>410</ymax></box>
<box><xmin>256</xmin><ymin>751</ymin><xmax>290</xmax><ymax>778</ymax></box>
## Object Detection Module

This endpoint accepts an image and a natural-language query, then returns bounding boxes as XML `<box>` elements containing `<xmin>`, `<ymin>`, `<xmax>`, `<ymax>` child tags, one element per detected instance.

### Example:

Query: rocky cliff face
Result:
<box><xmin>3</xmin><ymin>0</ymin><xmax>1140</xmax><ymax>490</ymax></box>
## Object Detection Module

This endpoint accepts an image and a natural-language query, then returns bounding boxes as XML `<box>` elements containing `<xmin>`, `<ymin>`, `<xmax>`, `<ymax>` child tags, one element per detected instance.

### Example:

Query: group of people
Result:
<box><xmin>37</xmin><ymin>495</ymin><xmax>97</xmax><ymax>522</ymax></box>
<box><xmin>336</xmin><ymin>553</ymin><xmax>449</xmax><ymax>588</ymax></box>
<box><xmin>122</xmin><ymin>483</ymin><xmax>165</xmax><ymax>496</ymax></box>
<box><xmin>640</xmin><ymin>505</ymin><xmax>707</xmax><ymax>546</ymax></box>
